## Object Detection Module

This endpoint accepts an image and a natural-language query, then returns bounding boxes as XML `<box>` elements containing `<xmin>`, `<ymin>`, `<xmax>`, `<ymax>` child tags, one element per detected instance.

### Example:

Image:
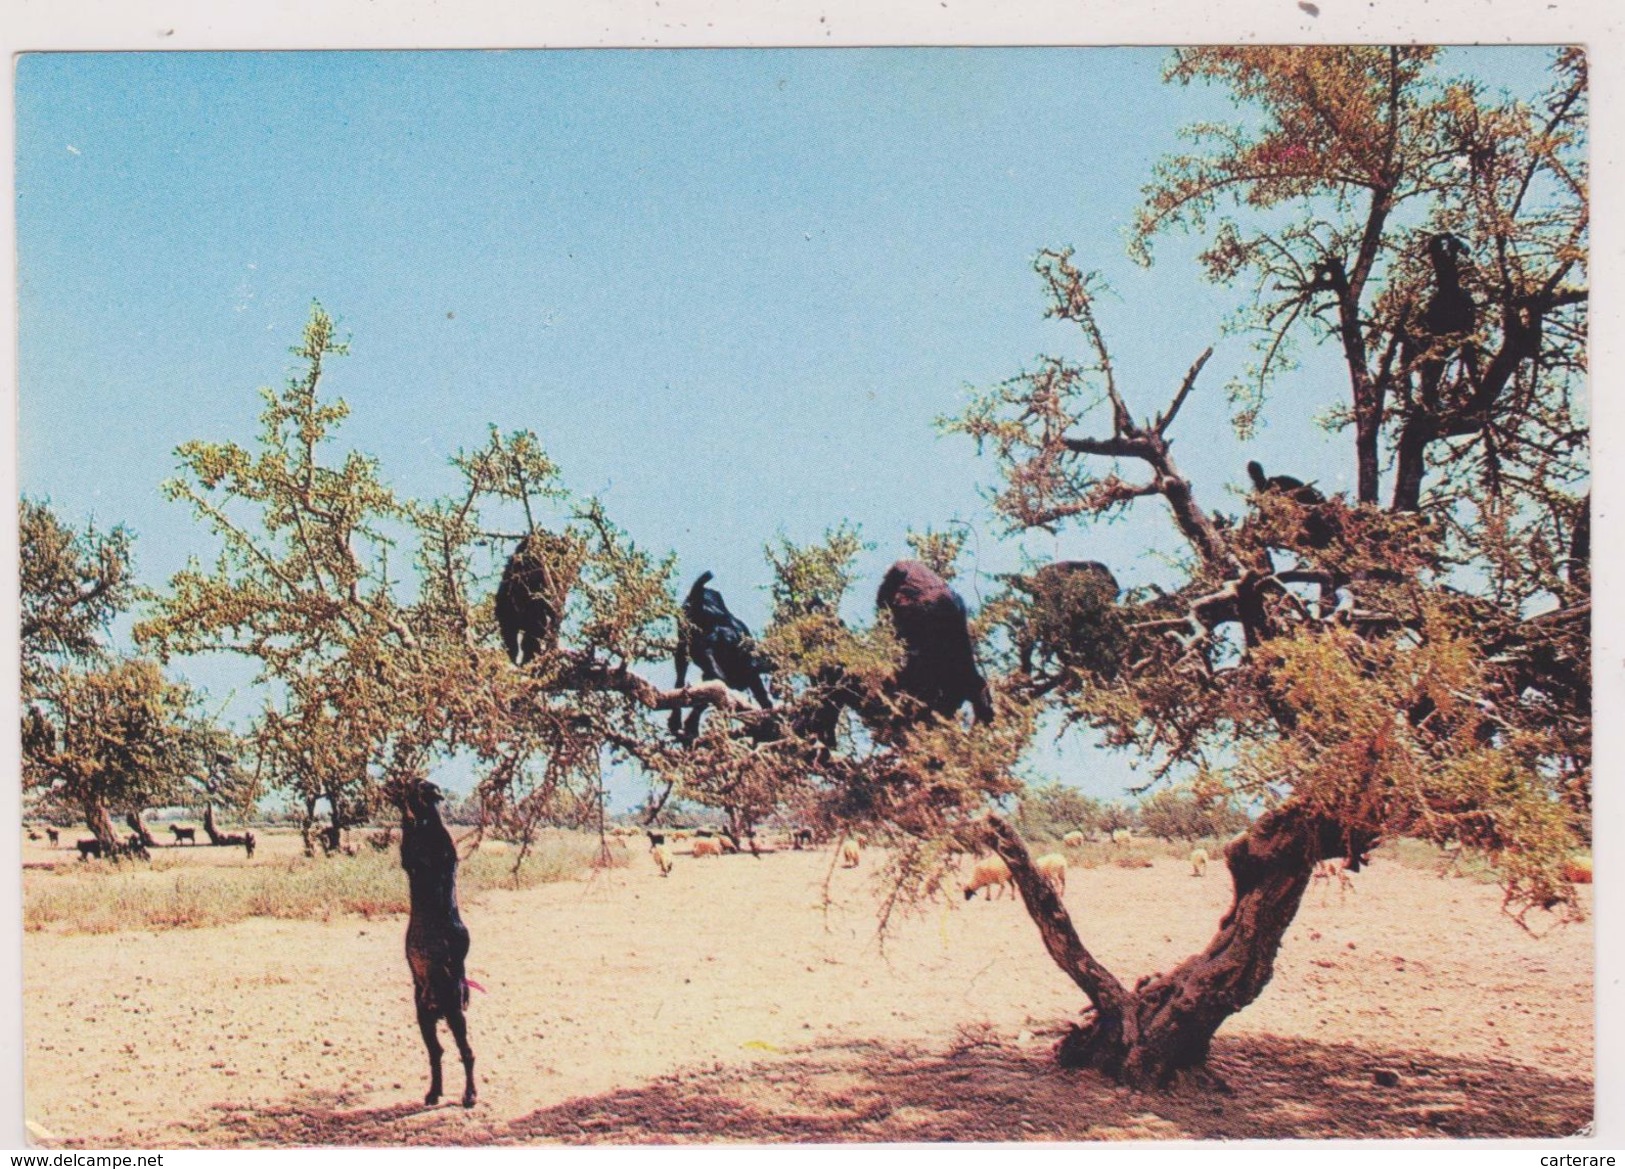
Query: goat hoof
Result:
<box><xmin>424</xmin><ymin>1091</ymin><xmax>440</xmax><ymax>1106</ymax></box>
<box><xmin>462</xmin><ymin>1092</ymin><xmax>476</xmax><ymax>1109</ymax></box>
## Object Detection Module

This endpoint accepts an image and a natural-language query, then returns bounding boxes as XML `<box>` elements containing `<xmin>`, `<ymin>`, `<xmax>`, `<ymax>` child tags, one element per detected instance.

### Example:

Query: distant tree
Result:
<box><xmin>18</xmin><ymin>499</ymin><xmax>213</xmax><ymax>848</ymax></box>
<box><xmin>1016</xmin><ymin>783</ymin><xmax>1106</xmax><ymax>841</ymax></box>
<box><xmin>19</xmin><ymin>498</ymin><xmax>135</xmax><ymax>690</ymax></box>
<box><xmin>1137</xmin><ymin>788</ymin><xmax>1251</xmax><ymax>843</ymax></box>
<box><xmin>23</xmin><ymin>657</ymin><xmax>198</xmax><ymax>850</ymax></box>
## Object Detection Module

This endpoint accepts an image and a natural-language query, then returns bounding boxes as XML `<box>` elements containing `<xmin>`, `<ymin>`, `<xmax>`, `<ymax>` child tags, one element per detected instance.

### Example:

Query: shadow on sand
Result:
<box><xmin>202</xmin><ymin>1033</ymin><xmax>1591</xmax><ymax>1146</ymax></box>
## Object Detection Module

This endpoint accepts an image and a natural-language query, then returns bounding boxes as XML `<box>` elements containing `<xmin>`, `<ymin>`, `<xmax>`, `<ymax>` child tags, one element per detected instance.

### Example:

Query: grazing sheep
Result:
<box><xmin>1189</xmin><ymin>847</ymin><xmax>1209</xmax><ymax>877</ymax></box>
<box><xmin>46</xmin><ymin>828</ymin><xmax>59</xmax><ymax>846</ymax></box>
<box><xmin>397</xmin><ymin>779</ymin><xmax>476</xmax><ymax>1109</ymax></box>
<box><xmin>1110</xmin><ymin>828</ymin><xmax>1131</xmax><ymax>847</ymax></box>
<box><xmin>691</xmin><ymin>838</ymin><xmax>724</xmax><ymax>858</ymax></box>
<box><xmin>495</xmin><ymin>533</ymin><xmax>577</xmax><ymax>668</ymax></box>
<box><xmin>963</xmin><ymin>855</ymin><xmax>1014</xmax><ymax>901</ymax></box>
<box><xmin>792</xmin><ymin>828</ymin><xmax>813</xmax><ymax>850</ymax></box>
<box><xmin>651</xmin><ymin>843</ymin><xmax>674</xmax><ymax>877</ymax></box>
<box><xmin>670</xmin><ymin>571</ymin><xmax>774</xmax><ymax>741</ymax></box>
<box><xmin>1062</xmin><ymin>830</ymin><xmax>1086</xmax><ymax>849</ymax></box>
<box><xmin>841</xmin><ymin>839</ymin><xmax>861</xmax><ymax>868</ymax></box>
<box><xmin>169</xmin><ymin>824</ymin><xmax>197</xmax><ymax>845</ymax></box>
<box><xmin>1034</xmin><ymin>852</ymin><xmax>1068</xmax><ymax>894</ymax></box>
<box><xmin>876</xmin><ymin>561</ymin><xmax>994</xmax><ymax>725</ymax></box>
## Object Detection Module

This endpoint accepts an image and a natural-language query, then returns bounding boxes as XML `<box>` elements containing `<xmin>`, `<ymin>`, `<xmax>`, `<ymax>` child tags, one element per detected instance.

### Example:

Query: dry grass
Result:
<box><xmin>23</xmin><ymin>829</ymin><xmax>624</xmax><ymax>935</ymax></box>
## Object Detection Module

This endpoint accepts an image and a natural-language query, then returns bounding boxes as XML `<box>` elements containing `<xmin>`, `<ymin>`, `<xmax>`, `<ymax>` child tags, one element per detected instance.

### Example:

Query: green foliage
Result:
<box><xmin>23</xmin><ymin>658</ymin><xmax>200</xmax><ymax>826</ymax></box>
<box><xmin>18</xmin><ymin>498</ymin><xmax>136</xmax><ymax>691</ymax></box>
<box><xmin>1136</xmin><ymin>787</ymin><xmax>1251</xmax><ymax>842</ymax></box>
<box><xmin>1014</xmin><ymin>783</ymin><xmax>1106</xmax><ymax>841</ymax></box>
<box><xmin>904</xmin><ymin>526</ymin><xmax>968</xmax><ymax>581</ymax></box>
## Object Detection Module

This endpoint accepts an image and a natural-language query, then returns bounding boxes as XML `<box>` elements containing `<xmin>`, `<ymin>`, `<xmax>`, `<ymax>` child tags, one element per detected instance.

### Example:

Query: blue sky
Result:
<box><xmin>14</xmin><ymin>48</ymin><xmax>1565</xmax><ymax>808</ymax></box>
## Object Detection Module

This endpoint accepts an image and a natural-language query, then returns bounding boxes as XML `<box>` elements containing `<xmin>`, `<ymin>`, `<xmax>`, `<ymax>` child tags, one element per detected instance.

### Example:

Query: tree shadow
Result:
<box><xmin>193</xmin><ymin>1033</ymin><xmax>1591</xmax><ymax>1145</ymax></box>
<box><xmin>492</xmin><ymin>1033</ymin><xmax>1591</xmax><ymax>1144</ymax></box>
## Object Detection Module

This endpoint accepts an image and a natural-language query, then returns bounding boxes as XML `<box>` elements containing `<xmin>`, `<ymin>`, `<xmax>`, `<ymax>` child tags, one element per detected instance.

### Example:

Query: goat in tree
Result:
<box><xmin>1408</xmin><ymin>232</ymin><xmax>1478</xmax><ymax>406</ymax></box>
<box><xmin>670</xmin><ymin>572</ymin><xmax>774</xmax><ymax>742</ymax></box>
<box><xmin>1247</xmin><ymin>461</ymin><xmax>1335</xmax><ymax>549</ymax></box>
<box><xmin>494</xmin><ymin>534</ymin><xmax>569</xmax><ymax>668</ymax></box>
<box><xmin>1246</xmin><ymin>461</ymin><xmax>1324</xmax><ymax>505</ymax></box>
<box><xmin>876</xmin><ymin>560</ymin><xmax>995</xmax><ymax>725</ymax></box>
<box><xmin>396</xmin><ymin>779</ymin><xmax>476</xmax><ymax>1108</ymax></box>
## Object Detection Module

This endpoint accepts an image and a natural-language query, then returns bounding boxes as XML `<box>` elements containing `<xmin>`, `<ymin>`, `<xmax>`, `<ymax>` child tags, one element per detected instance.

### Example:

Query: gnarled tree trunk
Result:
<box><xmin>984</xmin><ymin>806</ymin><xmax>1375</xmax><ymax>1089</ymax></box>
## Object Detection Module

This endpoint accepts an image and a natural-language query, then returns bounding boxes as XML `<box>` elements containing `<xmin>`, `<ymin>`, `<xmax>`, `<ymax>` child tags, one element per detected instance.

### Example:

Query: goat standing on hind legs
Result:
<box><xmin>395</xmin><ymin>779</ymin><xmax>476</xmax><ymax>1108</ymax></box>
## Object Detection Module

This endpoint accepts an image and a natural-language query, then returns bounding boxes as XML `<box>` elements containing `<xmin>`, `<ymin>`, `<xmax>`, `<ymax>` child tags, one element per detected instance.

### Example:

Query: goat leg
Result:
<box><xmin>446</xmin><ymin>1006</ymin><xmax>476</xmax><ymax>1108</ymax></box>
<box><xmin>668</xmin><ymin>644</ymin><xmax>690</xmax><ymax>736</ymax></box>
<box><xmin>417</xmin><ymin>1007</ymin><xmax>444</xmax><ymax>1105</ymax></box>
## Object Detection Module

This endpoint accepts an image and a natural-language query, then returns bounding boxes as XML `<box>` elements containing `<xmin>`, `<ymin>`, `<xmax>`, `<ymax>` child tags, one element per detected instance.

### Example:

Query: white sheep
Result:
<box><xmin>963</xmin><ymin>854</ymin><xmax>1014</xmax><ymax>901</ymax></box>
<box><xmin>651</xmin><ymin>843</ymin><xmax>674</xmax><ymax>877</ymax></box>
<box><xmin>841</xmin><ymin>839</ymin><xmax>861</xmax><ymax>868</ymax></box>
<box><xmin>692</xmin><ymin>838</ymin><xmax>724</xmax><ymax>858</ymax></box>
<box><xmin>1034</xmin><ymin>852</ymin><xmax>1068</xmax><ymax>894</ymax></box>
<box><xmin>1189</xmin><ymin>847</ymin><xmax>1209</xmax><ymax>877</ymax></box>
<box><xmin>1062</xmin><ymin>830</ymin><xmax>1086</xmax><ymax>849</ymax></box>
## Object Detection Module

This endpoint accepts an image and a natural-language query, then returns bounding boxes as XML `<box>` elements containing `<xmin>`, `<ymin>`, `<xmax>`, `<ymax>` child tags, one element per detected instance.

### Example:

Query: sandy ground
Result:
<box><xmin>22</xmin><ymin>834</ymin><xmax>1593</xmax><ymax>1146</ymax></box>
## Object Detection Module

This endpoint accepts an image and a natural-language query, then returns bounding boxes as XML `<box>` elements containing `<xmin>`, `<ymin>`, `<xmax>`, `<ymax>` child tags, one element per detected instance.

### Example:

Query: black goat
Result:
<box><xmin>670</xmin><ymin>572</ymin><xmax>774</xmax><ymax>741</ymax></box>
<box><xmin>397</xmin><ymin>779</ymin><xmax>476</xmax><ymax>1108</ymax></box>
<box><xmin>1246</xmin><ymin>460</ymin><xmax>1324</xmax><ymax>504</ymax></box>
<box><xmin>76</xmin><ymin>839</ymin><xmax>103</xmax><ymax>860</ymax></box>
<box><xmin>1247</xmin><ymin>461</ymin><xmax>1334</xmax><ymax>549</ymax></box>
<box><xmin>792</xmin><ymin>828</ymin><xmax>813</xmax><ymax>850</ymax></box>
<box><xmin>875</xmin><ymin>560</ymin><xmax>995</xmax><ymax>726</ymax></box>
<box><xmin>494</xmin><ymin>534</ymin><xmax>572</xmax><ymax>668</ymax></box>
<box><xmin>46</xmin><ymin>827</ymin><xmax>59</xmax><ymax>846</ymax></box>
<box><xmin>1409</xmin><ymin>232</ymin><xmax>1478</xmax><ymax>405</ymax></box>
<box><xmin>170</xmin><ymin>825</ymin><xmax>197</xmax><ymax>845</ymax></box>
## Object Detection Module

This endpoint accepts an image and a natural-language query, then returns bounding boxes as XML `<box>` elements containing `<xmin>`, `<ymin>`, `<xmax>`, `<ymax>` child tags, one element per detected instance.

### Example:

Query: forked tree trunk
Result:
<box><xmin>83</xmin><ymin>801</ymin><xmax>121</xmax><ymax>852</ymax></box>
<box><xmin>202</xmin><ymin>803</ymin><xmax>225</xmax><ymax>845</ymax></box>
<box><xmin>984</xmin><ymin>806</ymin><xmax>1375</xmax><ymax>1089</ymax></box>
<box><xmin>125</xmin><ymin>810</ymin><xmax>159</xmax><ymax>850</ymax></box>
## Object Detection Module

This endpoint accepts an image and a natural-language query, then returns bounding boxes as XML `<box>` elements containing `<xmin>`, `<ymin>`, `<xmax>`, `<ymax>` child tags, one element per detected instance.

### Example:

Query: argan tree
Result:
<box><xmin>137</xmin><ymin>305</ymin><xmax>761</xmax><ymax>861</ymax></box>
<box><xmin>937</xmin><ymin>46</ymin><xmax>1587</xmax><ymax>1088</ymax></box>
<box><xmin>19</xmin><ymin>499</ymin><xmax>200</xmax><ymax>848</ymax></box>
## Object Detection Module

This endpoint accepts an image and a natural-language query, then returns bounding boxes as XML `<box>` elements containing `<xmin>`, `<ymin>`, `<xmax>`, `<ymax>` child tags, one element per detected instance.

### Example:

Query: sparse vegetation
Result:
<box><xmin>23</xmin><ymin>830</ymin><xmax>619</xmax><ymax>935</ymax></box>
